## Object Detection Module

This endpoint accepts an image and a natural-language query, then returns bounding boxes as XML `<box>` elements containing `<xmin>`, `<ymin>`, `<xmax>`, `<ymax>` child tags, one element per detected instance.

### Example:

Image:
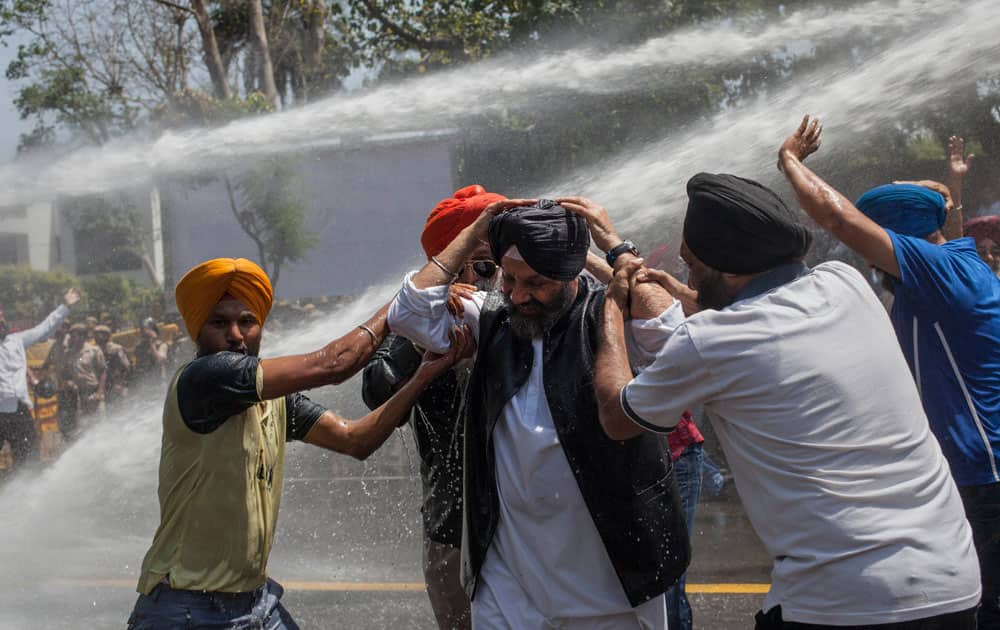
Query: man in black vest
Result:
<box><xmin>388</xmin><ymin>198</ymin><xmax>689</xmax><ymax>629</ymax></box>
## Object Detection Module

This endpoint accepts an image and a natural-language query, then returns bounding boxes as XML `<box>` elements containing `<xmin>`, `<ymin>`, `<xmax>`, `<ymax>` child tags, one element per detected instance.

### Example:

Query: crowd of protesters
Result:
<box><xmin>4</xmin><ymin>116</ymin><xmax>1000</xmax><ymax>629</ymax></box>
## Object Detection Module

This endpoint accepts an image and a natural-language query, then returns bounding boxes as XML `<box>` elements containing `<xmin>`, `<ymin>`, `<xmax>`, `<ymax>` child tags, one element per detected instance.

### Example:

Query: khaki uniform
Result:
<box><xmin>56</xmin><ymin>343</ymin><xmax>105</xmax><ymax>439</ymax></box>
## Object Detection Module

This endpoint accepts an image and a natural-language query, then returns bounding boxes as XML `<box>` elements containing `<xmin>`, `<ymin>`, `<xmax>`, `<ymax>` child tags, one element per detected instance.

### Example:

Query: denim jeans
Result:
<box><xmin>126</xmin><ymin>578</ymin><xmax>299</xmax><ymax>629</ymax></box>
<box><xmin>666</xmin><ymin>443</ymin><xmax>703</xmax><ymax>630</ymax></box>
<box><xmin>960</xmin><ymin>481</ymin><xmax>1000</xmax><ymax>629</ymax></box>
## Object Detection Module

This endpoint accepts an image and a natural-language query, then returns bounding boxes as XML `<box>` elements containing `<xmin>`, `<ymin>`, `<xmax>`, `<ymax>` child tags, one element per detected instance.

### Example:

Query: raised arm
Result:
<box><xmin>259</xmin><ymin>301</ymin><xmax>391</xmax><ymax>400</ymax></box>
<box><xmin>558</xmin><ymin>196</ymin><xmax>675</xmax><ymax>319</ymax></box>
<box><xmin>17</xmin><ymin>288</ymin><xmax>79</xmax><ymax>347</ymax></box>
<box><xmin>777</xmin><ymin>115</ymin><xmax>900</xmax><ymax>278</ymax></box>
<box><xmin>942</xmin><ymin>135</ymin><xmax>973</xmax><ymax>240</ymax></box>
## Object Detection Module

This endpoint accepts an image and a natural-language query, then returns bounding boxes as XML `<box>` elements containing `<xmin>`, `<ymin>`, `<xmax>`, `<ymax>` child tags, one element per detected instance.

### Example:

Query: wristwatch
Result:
<box><xmin>606</xmin><ymin>240</ymin><xmax>639</xmax><ymax>267</ymax></box>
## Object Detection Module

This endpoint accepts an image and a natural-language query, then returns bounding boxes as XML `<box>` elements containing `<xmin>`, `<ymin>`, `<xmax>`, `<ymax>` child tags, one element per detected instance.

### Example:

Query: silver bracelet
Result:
<box><xmin>430</xmin><ymin>256</ymin><xmax>459</xmax><ymax>278</ymax></box>
<box><xmin>358</xmin><ymin>325</ymin><xmax>378</xmax><ymax>346</ymax></box>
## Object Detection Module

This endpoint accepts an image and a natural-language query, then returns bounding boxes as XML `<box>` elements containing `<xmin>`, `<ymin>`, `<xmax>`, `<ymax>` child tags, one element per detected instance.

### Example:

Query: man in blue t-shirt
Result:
<box><xmin>778</xmin><ymin>117</ymin><xmax>1000</xmax><ymax>629</ymax></box>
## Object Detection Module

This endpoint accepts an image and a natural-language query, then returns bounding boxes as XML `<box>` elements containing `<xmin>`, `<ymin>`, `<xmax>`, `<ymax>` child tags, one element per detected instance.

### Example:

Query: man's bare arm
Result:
<box><xmin>943</xmin><ymin>135</ymin><xmax>973</xmax><ymax>240</ymax></box>
<box><xmin>410</xmin><ymin>199</ymin><xmax>535</xmax><ymax>290</ymax></box>
<box><xmin>303</xmin><ymin>326</ymin><xmax>473</xmax><ymax>460</ymax></box>
<box><xmin>594</xmin><ymin>261</ymin><xmax>646</xmax><ymax>441</ymax></box>
<box><xmin>259</xmin><ymin>302</ymin><xmax>390</xmax><ymax>399</ymax></box>
<box><xmin>778</xmin><ymin>115</ymin><xmax>899</xmax><ymax>278</ymax></box>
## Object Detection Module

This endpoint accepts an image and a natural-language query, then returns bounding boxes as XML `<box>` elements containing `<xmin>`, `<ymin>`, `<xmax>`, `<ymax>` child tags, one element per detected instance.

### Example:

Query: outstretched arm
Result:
<box><xmin>259</xmin><ymin>302</ymin><xmax>391</xmax><ymax>399</ymax></box>
<box><xmin>942</xmin><ymin>135</ymin><xmax>973</xmax><ymax>240</ymax></box>
<box><xmin>777</xmin><ymin>115</ymin><xmax>900</xmax><ymax>278</ymax></box>
<box><xmin>303</xmin><ymin>325</ymin><xmax>474</xmax><ymax>460</ymax></box>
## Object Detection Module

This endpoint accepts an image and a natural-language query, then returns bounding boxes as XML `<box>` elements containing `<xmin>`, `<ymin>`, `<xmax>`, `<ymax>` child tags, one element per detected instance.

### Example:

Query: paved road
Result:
<box><xmin>0</xmin><ymin>385</ymin><xmax>773</xmax><ymax>629</ymax></box>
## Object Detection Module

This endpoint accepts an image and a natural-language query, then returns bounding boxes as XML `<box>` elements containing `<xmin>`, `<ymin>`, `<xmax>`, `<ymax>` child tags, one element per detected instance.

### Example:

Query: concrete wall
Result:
<box><xmin>163</xmin><ymin>136</ymin><xmax>456</xmax><ymax>300</ymax></box>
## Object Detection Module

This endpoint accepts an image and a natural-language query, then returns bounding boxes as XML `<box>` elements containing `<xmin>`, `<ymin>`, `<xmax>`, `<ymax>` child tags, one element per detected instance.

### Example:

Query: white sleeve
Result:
<box><xmin>15</xmin><ymin>304</ymin><xmax>69</xmax><ymax>348</ymax></box>
<box><xmin>626</xmin><ymin>300</ymin><xmax>685</xmax><ymax>371</ymax></box>
<box><xmin>387</xmin><ymin>271</ymin><xmax>485</xmax><ymax>354</ymax></box>
<box><xmin>620</xmin><ymin>322</ymin><xmax>714</xmax><ymax>434</ymax></box>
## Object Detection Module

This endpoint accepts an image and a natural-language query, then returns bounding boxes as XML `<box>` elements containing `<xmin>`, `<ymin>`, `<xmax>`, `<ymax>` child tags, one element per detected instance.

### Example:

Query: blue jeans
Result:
<box><xmin>666</xmin><ymin>443</ymin><xmax>703</xmax><ymax>630</ymax></box>
<box><xmin>960</xmin><ymin>481</ymin><xmax>1000</xmax><ymax>629</ymax></box>
<box><xmin>127</xmin><ymin>578</ymin><xmax>299</xmax><ymax>629</ymax></box>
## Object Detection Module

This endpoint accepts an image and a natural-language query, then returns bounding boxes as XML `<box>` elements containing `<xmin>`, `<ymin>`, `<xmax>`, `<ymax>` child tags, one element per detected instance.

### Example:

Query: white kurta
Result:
<box><xmin>388</xmin><ymin>273</ymin><xmax>670</xmax><ymax>629</ymax></box>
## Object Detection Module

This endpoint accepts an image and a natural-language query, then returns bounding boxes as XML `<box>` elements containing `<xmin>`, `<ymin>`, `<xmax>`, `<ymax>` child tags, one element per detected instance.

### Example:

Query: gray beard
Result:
<box><xmin>500</xmin><ymin>283</ymin><xmax>575</xmax><ymax>340</ymax></box>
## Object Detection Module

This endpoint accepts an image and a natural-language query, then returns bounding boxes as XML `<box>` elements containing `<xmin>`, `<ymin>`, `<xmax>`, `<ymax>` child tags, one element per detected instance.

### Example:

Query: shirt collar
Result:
<box><xmin>734</xmin><ymin>261</ymin><xmax>810</xmax><ymax>302</ymax></box>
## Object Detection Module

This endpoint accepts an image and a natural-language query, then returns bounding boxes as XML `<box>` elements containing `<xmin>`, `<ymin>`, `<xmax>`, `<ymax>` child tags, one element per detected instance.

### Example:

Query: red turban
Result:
<box><xmin>964</xmin><ymin>215</ymin><xmax>1000</xmax><ymax>245</ymax></box>
<box><xmin>420</xmin><ymin>185</ymin><xmax>507</xmax><ymax>258</ymax></box>
<box><xmin>175</xmin><ymin>258</ymin><xmax>273</xmax><ymax>340</ymax></box>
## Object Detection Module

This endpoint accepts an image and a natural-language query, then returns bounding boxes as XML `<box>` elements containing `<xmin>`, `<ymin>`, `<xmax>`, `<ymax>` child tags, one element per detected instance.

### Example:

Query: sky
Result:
<box><xmin>0</xmin><ymin>39</ymin><xmax>29</xmax><ymax>163</ymax></box>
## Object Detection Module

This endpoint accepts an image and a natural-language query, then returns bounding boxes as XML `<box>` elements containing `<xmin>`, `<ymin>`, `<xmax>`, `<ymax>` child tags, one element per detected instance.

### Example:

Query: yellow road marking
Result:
<box><xmin>54</xmin><ymin>579</ymin><xmax>769</xmax><ymax>594</ymax></box>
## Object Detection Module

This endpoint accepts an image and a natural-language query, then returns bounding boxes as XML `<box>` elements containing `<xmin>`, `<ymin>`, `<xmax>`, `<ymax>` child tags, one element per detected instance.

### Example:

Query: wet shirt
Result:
<box><xmin>0</xmin><ymin>305</ymin><xmax>68</xmax><ymax>412</ymax></box>
<box><xmin>886</xmin><ymin>233</ymin><xmax>1000</xmax><ymax>486</ymax></box>
<box><xmin>137</xmin><ymin>352</ymin><xmax>325</xmax><ymax>595</ymax></box>
<box><xmin>620</xmin><ymin>261</ymin><xmax>980</xmax><ymax>625</ymax></box>
<box><xmin>176</xmin><ymin>352</ymin><xmax>324</xmax><ymax>440</ymax></box>
<box><xmin>101</xmin><ymin>341</ymin><xmax>132</xmax><ymax>389</ymax></box>
<box><xmin>362</xmin><ymin>334</ymin><xmax>466</xmax><ymax>547</ymax></box>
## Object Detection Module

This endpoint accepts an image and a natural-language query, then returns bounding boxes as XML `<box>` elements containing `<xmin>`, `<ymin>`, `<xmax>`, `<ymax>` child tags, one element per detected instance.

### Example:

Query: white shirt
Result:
<box><xmin>389</xmin><ymin>272</ymin><xmax>667</xmax><ymax>626</ymax></box>
<box><xmin>622</xmin><ymin>261</ymin><xmax>980</xmax><ymax>626</ymax></box>
<box><xmin>0</xmin><ymin>305</ymin><xmax>68</xmax><ymax>413</ymax></box>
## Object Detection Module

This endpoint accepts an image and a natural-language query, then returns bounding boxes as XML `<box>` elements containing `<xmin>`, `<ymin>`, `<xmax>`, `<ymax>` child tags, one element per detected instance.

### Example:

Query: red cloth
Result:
<box><xmin>420</xmin><ymin>185</ymin><xmax>507</xmax><ymax>258</ymax></box>
<box><xmin>964</xmin><ymin>215</ymin><xmax>1000</xmax><ymax>244</ymax></box>
<box><xmin>667</xmin><ymin>411</ymin><xmax>704</xmax><ymax>462</ymax></box>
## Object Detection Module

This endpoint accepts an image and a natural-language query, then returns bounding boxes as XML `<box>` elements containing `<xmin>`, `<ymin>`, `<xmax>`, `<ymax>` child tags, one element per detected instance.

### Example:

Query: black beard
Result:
<box><xmin>695</xmin><ymin>269</ymin><xmax>734</xmax><ymax>310</ymax></box>
<box><xmin>501</xmin><ymin>283</ymin><xmax>575</xmax><ymax>339</ymax></box>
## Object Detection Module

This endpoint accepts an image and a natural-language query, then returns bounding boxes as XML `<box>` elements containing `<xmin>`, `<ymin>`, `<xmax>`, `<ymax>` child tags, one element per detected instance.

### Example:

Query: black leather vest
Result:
<box><xmin>460</xmin><ymin>275</ymin><xmax>691</xmax><ymax>608</ymax></box>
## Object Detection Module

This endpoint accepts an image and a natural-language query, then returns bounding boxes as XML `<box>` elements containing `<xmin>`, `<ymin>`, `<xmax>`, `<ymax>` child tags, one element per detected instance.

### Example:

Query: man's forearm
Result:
<box><xmin>411</xmin><ymin>226</ymin><xmax>480</xmax><ymax>289</ymax></box>
<box><xmin>595</xmin><ymin>298</ymin><xmax>644</xmax><ymax>440</ymax></box>
<box><xmin>943</xmin><ymin>174</ymin><xmax>965</xmax><ymax>241</ymax></box>
<box><xmin>259</xmin><ymin>302</ymin><xmax>391</xmax><ymax>399</ymax></box>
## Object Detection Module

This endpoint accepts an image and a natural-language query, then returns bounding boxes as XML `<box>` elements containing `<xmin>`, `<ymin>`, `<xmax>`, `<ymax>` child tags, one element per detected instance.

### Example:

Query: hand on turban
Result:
<box><xmin>421</xmin><ymin>185</ymin><xmax>508</xmax><ymax>259</ymax></box>
<box><xmin>683</xmin><ymin>173</ymin><xmax>812</xmax><ymax>274</ymax></box>
<box><xmin>964</xmin><ymin>215</ymin><xmax>1000</xmax><ymax>245</ymax></box>
<box><xmin>488</xmin><ymin>200</ymin><xmax>590</xmax><ymax>281</ymax></box>
<box><xmin>175</xmin><ymin>258</ymin><xmax>273</xmax><ymax>340</ymax></box>
<box><xmin>855</xmin><ymin>184</ymin><xmax>946</xmax><ymax>239</ymax></box>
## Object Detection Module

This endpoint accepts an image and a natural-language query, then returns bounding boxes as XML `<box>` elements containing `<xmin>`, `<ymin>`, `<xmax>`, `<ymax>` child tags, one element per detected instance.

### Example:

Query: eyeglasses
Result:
<box><xmin>466</xmin><ymin>259</ymin><xmax>498</xmax><ymax>279</ymax></box>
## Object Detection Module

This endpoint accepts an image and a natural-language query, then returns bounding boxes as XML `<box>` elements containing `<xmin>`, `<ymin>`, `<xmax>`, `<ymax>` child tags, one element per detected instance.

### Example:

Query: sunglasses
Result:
<box><xmin>466</xmin><ymin>259</ymin><xmax>499</xmax><ymax>278</ymax></box>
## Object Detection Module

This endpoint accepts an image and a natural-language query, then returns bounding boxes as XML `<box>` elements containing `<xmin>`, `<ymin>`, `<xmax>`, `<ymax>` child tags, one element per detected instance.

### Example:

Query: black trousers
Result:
<box><xmin>754</xmin><ymin>606</ymin><xmax>978</xmax><ymax>630</ymax></box>
<box><xmin>0</xmin><ymin>402</ymin><xmax>37</xmax><ymax>471</ymax></box>
<box><xmin>960</xmin><ymin>481</ymin><xmax>1000</xmax><ymax>630</ymax></box>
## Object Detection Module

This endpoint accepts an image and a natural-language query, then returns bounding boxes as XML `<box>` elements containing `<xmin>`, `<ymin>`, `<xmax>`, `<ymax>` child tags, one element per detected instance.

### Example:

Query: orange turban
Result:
<box><xmin>420</xmin><ymin>185</ymin><xmax>507</xmax><ymax>258</ymax></box>
<box><xmin>175</xmin><ymin>258</ymin><xmax>273</xmax><ymax>340</ymax></box>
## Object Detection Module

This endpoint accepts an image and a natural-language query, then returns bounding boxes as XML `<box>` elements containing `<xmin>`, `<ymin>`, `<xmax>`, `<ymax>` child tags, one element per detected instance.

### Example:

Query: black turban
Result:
<box><xmin>488</xmin><ymin>200</ymin><xmax>590</xmax><ymax>281</ymax></box>
<box><xmin>683</xmin><ymin>173</ymin><xmax>812</xmax><ymax>274</ymax></box>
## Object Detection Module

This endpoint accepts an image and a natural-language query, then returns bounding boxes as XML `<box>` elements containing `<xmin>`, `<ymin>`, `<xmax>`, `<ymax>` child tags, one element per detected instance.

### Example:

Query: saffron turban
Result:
<box><xmin>421</xmin><ymin>185</ymin><xmax>508</xmax><ymax>258</ymax></box>
<box><xmin>964</xmin><ymin>215</ymin><xmax>1000</xmax><ymax>244</ymax></box>
<box><xmin>175</xmin><ymin>258</ymin><xmax>273</xmax><ymax>339</ymax></box>
<box><xmin>856</xmin><ymin>184</ymin><xmax>946</xmax><ymax>238</ymax></box>
<box><xmin>683</xmin><ymin>173</ymin><xmax>812</xmax><ymax>274</ymax></box>
<box><xmin>488</xmin><ymin>199</ymin><xmax>590</xmax><ymax>281</ymax></box>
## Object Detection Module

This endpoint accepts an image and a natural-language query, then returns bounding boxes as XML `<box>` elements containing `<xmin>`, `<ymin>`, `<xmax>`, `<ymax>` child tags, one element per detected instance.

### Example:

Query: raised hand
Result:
<box><xmin>556</xmin><ymin>196</ymin><xmax>622</xmax><ymax>252</ymax></box>
<box><xmin>415</xmin><ymin>324</ymin><xmax>476</xmax><ymax>381</ymax></box>
<box><xmin>447</xmin><ymin>283</ymin><xmax>478</xmax><ymax>318</ymax></box>
<box><xmin>778</xmin><ymin>115</ymin><xmax>823</xmax><ymax>170</ymax></box>
<box><xmin>469</xmin><ymin>198</ymin><xmax>536</xmax><ymax>242</ymax></box>
<box><xmin>63</xmin><ymin>287</ymin><xmax>82</xmax><ymax>307</ymax></box>
<box><xmin>946</xmin><ymin>136</ymin><xmax>974</xmax><ymax>181</ymax></box>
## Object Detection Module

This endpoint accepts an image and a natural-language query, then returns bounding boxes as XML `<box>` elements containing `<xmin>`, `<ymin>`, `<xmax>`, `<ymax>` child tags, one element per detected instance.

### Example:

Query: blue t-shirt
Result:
<box><xmin>888</xmin><ymin>232</ymin><xmax>1000</xmax><ymax>486</ymax></box>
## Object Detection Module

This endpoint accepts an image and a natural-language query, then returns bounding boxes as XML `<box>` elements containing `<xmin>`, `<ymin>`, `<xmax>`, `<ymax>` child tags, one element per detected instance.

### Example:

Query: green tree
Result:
<box><xmin>222</xmin><ymin>160</ymin><xmax>316</xmax><ymax>288</ymax></box>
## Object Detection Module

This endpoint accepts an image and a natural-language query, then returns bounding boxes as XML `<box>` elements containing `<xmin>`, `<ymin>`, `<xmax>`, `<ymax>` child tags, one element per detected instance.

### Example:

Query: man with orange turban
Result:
<box><xmin>361</xmin><ymin>185</ymin><xmax>504</xmax><ymax>630</ymax></box>
<box><xmin>127</xmin><ymin>257</ymin><xmax>472</xmax><ymax>630</ymax></box>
